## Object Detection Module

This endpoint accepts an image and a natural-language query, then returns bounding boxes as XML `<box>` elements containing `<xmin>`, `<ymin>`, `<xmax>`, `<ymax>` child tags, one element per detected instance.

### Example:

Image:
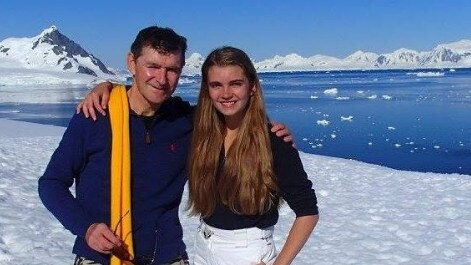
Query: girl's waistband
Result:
<box><xmin>199</xmin><ymin>221</ymin><xmax>274</xmax><ymax>241</ymax></box>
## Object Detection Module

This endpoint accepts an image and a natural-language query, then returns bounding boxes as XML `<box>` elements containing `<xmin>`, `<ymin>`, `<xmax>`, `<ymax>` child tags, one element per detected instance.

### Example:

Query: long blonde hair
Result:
<box><xmin>188</xmin><ymin>46</ymin><xmax>277</xmax><ymax>217</ymax></box>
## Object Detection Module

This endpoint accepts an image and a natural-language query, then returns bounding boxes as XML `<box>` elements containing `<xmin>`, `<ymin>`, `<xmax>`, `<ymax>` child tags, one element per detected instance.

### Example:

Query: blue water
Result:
<box><xmin>1</xmin><ymin>68</ymin><xmax>470</xmax><ymax>174</ymax></box>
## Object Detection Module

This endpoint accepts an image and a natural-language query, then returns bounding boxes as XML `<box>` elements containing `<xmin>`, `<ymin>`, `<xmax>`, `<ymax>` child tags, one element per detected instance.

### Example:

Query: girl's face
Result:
<box><xmin>207</xmin><ymin>65</ymin><xmax>254</xmax><ymax>127</ymax></box>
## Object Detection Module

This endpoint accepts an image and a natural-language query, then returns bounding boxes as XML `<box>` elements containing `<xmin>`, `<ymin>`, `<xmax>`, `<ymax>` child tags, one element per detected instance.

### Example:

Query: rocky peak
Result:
<box><xmin>29</xmin><ymin>26</ymin><xmax>114</xmax><ymax>75</ymax></box>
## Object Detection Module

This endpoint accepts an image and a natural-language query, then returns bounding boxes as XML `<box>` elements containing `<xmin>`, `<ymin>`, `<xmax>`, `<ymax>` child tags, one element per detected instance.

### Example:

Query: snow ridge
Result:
<box><xmin>2</xmin><ymin>26</ymin><xmax>471</xmax><ymax>82</ymax></box>
<box><xmin>252</xmin><ymin>40</ymin><xmax>471</xmax><ymax>72</ymax></box>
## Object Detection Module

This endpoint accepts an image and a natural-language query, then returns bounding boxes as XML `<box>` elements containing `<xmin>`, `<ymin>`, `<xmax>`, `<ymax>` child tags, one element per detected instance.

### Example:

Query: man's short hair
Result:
<box><xmin>130</xmin><ymin>26</ymin><xmax>187</xmax><ymax>63</ymax></box>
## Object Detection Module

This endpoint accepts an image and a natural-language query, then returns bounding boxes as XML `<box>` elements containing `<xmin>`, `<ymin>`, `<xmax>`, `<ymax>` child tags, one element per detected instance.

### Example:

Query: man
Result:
<box><xmin>40</xmin><ymin>25</ymin><xmax>292</xmax><ymax>265</ymax></box>
<box><xmin>39</xmin><ymin>26</ymin><xmax>192</xmax><ymax>265</ymax></box>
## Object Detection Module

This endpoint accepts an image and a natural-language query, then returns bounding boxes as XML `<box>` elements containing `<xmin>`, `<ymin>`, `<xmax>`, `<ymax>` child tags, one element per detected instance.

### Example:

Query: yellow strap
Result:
<box><xmin>109</xmin><ymin>85</ymin><xmax>134</xmax><ymax>265</ymax></box>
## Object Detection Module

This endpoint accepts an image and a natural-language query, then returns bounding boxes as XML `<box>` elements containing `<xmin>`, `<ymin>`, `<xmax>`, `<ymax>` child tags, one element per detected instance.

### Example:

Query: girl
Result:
<box><xmin>188</xmin><ymin>46</ymin><xmax>319</xmax><ymax>265</ymax></box>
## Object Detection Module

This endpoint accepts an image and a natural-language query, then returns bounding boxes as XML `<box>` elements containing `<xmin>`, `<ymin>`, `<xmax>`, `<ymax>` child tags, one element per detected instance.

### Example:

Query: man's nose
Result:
<box><xmin>153</xmin><ymin>68</ymin><xmax>167</xmax><ymax>84</ymax></box>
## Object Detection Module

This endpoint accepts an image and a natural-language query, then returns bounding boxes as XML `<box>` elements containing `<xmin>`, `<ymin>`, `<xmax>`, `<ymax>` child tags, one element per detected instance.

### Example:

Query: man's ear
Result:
<box><xmin>127</xmin><ymin>52</ymin><xmax>136</xmax><ymax>76</ymax></box>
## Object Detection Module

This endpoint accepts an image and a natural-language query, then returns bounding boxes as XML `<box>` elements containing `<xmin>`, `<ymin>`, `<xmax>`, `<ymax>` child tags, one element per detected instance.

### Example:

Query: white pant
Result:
<box><xmin>193</xmin><ymin>221</ymin><xmax>277</xmax><ymax>265</ymax></box>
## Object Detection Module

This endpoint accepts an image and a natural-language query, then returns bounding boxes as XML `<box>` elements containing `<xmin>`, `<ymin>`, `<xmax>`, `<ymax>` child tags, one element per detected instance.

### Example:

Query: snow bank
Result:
<box><xmin>0</xmin><ymin>119</ymin><xmax>470</xmax><ymax>264</ymax></box>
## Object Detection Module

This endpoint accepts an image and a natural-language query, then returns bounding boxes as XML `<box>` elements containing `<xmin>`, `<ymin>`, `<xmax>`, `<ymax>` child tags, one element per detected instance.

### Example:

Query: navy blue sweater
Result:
<box><xmin>38</xmin><ymin>97</ymin><xmax>193</xmax><ymax>264</ymax></box>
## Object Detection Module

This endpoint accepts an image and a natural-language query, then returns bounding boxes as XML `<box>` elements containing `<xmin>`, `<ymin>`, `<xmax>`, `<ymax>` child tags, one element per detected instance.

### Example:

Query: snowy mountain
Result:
<box><xmin>345</xmin><ymin>50</ymin><xmax>378</xmax><ymax>63</ymax></box>
<box><xmin>421</xmin><ymin>40</ymin><xmax>471</xmax><ymax>66</ymax></box>
<box><xmin>182</xmin><ymin>52</ymin><xmax>204</xmax><ymax>76</ymax></box>
<box><xmin>0</xmin><ymin>26</ymin><xmax>122</xmax><ymax>85</ymax></box>
<box><xmin>250</xmin><ymin>39</ymin><xmax>471</xmax><ymax>72</ymax></box>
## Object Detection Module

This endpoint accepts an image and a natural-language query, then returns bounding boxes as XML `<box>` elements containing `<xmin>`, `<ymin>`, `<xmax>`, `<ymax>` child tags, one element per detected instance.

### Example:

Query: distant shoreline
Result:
<box><xmin>183</xmin><ymin>67</ymin><xmax>470</xmax><ymax>77</ymax></box>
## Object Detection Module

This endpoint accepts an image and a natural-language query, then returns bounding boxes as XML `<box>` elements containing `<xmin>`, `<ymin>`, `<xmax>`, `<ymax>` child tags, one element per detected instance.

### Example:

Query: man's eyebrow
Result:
<box><xmin>144</xmin><ymin>62</ymin><xmax>161</xmax><ymax>66</ymax></box>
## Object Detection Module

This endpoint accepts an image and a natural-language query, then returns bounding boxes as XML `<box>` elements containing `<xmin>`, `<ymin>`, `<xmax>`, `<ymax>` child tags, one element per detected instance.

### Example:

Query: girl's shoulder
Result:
<box><xmin>268</xmin><ymin>128</ymin><xmax>297</xmax><ymax>156</ymax></box>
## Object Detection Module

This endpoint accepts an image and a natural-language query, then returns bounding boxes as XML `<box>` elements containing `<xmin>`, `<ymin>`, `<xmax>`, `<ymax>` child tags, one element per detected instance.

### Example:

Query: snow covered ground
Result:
<box><xmin>0</xmin><ymin>118</ymin><xmax>469</xmax><ymax>264</ymax></box>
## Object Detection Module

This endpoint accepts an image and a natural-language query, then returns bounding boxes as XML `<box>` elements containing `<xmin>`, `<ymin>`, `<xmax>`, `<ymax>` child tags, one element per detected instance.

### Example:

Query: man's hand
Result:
<box><xmin>76</xmin><ymin>81</ymin><xmax>114</xmax><ymax>120</ymax></box>
<box><xmin>271</xmin><ymin>121</ymin><xmax>296</xmax><ymax>148</ymax></box>
<box><xmin>85</xmin><ymin>223</ymin><xmax>122</xmax><ymax>254</ymax></box>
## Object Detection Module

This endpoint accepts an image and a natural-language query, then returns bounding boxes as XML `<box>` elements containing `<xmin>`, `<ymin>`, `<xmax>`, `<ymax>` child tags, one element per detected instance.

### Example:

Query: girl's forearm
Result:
<box><xmin>273</xmin><ymin>215</ymin><xmax>319</xmax><ymax>265</ymax></box>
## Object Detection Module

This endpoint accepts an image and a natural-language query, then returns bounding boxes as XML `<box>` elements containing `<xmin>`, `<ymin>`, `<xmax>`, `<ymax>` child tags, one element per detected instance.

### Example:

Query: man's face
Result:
<box><xmin>127</xmin><ymin>46</ymin><xmax>183</xmax><ymax>107</ymax></box>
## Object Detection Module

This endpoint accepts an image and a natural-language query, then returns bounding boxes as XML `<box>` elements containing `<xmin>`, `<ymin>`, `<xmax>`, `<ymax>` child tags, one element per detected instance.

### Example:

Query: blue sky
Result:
<box><xmin>1</xmin><ymin>0</ymin><xmax>470</xmax><ymax>68</ymax></box>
